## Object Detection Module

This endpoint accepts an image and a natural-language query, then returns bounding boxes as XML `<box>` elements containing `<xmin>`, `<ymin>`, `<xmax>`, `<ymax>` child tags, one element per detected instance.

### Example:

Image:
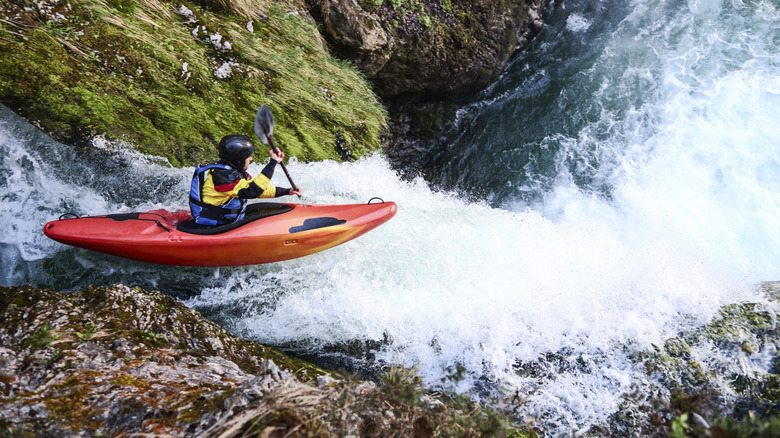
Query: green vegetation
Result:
<box><xmin>20</xmin><ymin>323</ymin><xmax>59</xmax><ymax>351</ymax></box>
<box><xmin>711</xmin><ymin>413</ymin><xmax>780</xmax><ymax>437</ymax></box>
<box><xmin>0</xmin><ymin>0</ymin><xmax>386</xmax><ymax>166</ymax></box>
<box><xmin>129</xmin><ymin>329</ymin><xmax>167</xmax><ymax>347</ymax></box>
<box><xmin>75</xmin><ymin>322</ymin><xmax>97</xmax><ymax>340</ymax></box>
<box><xmin>667</xmin><ymin>411</ymin><xmax>780</xmax><ymax>437</ymax></box>
<box><xmin>45</xmin><ymin>375</ymin><xmax>103</xmax><ymax>431</ymax></box>
<box><xmin>358</xmin><ymin>0</ymin><xmax>444</xmax><ymax>31</ymax></box>
<box><xmin>600</xmin><ymin>282</ymin><xmax>780</xmax><ymax>436</ymax></box>
<box><xmin>670</xmin><ymin>413</ymin><xmax>689</xmax><ymax>438</ymax></box>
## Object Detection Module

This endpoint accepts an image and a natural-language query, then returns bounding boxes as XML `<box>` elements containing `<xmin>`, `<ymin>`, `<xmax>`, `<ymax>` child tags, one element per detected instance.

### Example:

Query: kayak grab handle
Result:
<box><xmin>367</xmin><ymin>197</ymin><xmax>385</xmax><ymax>204</ymax></box>
<box><xmin>58</xmin><ymin>212</ymin><xmax>173</xmax><ymax>233</ymax></box>
<box><xmin>59</xmin><ymin>212</ymin><xmax>81</xmax><ymax>220</ymax></box>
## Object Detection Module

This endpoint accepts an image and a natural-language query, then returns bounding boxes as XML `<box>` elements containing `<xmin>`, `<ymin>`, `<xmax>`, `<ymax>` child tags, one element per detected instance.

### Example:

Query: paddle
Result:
<box><xmin>253</xmin><ymin>105</ymin><xmax>300</xmax><ymax>197</ymax></box>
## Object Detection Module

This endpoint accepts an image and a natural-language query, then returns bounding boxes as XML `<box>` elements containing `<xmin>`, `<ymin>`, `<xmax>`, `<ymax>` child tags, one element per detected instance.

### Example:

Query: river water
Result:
<box><xmin>1</xmin><ymin>0</ymin><xmax>779</xmax><ymax>434</ymax></box>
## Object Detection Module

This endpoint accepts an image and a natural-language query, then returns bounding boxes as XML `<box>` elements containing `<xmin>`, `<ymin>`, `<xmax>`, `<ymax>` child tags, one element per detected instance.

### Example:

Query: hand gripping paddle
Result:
<box><xmin>254</xmin><ymin>105</ymin><xmax>300</xmax><ymax>197</ymax></box>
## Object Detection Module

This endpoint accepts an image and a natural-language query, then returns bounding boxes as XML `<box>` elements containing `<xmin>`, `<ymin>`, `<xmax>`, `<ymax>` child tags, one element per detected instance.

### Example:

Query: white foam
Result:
<box><xmin>0</xmin><ymin>107</ymin><xmax>187</xmax><ymax>263</ymax></box>
<box><xmin>566</xmin><ymin>13</ymin><xmax>591</xmax><ymax>33</ymax></box>
<box><xmin>0</xmin><ymin>109</ymin><xmax>107</xmax><ymax>260</ymax></box>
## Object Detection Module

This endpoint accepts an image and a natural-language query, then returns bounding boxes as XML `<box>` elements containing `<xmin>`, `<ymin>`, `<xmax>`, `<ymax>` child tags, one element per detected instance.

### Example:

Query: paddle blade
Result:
<box><xmin>254</xmin><ymin>105</ymin><xmax>274</xmax><ymax>145</ymax></box>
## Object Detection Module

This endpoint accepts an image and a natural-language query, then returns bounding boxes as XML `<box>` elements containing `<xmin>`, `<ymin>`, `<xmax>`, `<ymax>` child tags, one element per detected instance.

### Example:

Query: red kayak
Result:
<box><xmin>43</xmin><ymin>200</ymin><xmax>397</xmax><ymax>266</ymax></box>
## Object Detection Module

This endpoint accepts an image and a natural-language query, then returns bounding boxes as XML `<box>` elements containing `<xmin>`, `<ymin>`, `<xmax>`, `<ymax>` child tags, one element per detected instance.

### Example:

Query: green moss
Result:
<box><xmin>0</xmin><ymin>0</ymin><xmax>386</xmax><ymax>166</ymax></box>
<box><xmin>706</xmin><ymin>303</ymin><xmax>775</xmax><ymax>339</ymax></box>
<box><xmin>46</xmin><ymin>375</ymin><xmax>103</xmax><ymax>430</ymax></box>
<box><xmin>687</xmin><ymin>301</ymin><xmax>777</xmax><ymax>365</ymax></box>
<box><xmin>75</xmin><ymin>322</ymin><xmax>98</xmax><ymax>341</ymax></box>
<box><xmin>128</xmin><ymin>330</ymin><xmax>168</xmax><ymax>348</ymax></box>
<box><xmin>664</xmin><ymin>338</ymin><xmax>691</xmax><ymax>358</ymax></box>
<box><xmin>0</xmin><ymin>286</ymin><xmax>31</xmax><ymax>310</ymax></box>
<box><xmin>173</xmin><ymin>384</ymin><xmax>235</xmax><ymax>424</ymax></box>
<box><xmin>111</xmin><ymin>373</ymin><xmax>150</xmax><ymax>389</ymax></box>
<box><xmin>230</xmin><ymin>340</ymin><xmax>329</xmax><ymax>383</ymax></box>
<box><xmin>685</xmin><ymin>413</ymin><xmax>780</xmax><ymax>438</ymax></box>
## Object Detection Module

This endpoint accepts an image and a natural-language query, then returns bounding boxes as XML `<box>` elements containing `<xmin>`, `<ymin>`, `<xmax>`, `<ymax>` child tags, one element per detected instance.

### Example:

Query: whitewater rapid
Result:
<box><xmin>2</xmin><ymin>0</ymin><xmax>780</xmax><ymax>434</ymax></box>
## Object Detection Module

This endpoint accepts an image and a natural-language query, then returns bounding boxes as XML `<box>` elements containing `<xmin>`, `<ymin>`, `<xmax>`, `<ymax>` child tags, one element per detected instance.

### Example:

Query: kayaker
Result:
<box><xmin>189</xmin><ymin>134</ymin><xmax>302</xmax><ymax>225</ymax></box>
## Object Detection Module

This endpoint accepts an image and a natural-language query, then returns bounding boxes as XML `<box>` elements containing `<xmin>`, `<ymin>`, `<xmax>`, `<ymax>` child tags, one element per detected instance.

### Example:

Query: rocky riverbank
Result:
<box><xmin>0</xmin><ymin>284</ymin><xmax>533</xmax><ymax>437</ymax></box>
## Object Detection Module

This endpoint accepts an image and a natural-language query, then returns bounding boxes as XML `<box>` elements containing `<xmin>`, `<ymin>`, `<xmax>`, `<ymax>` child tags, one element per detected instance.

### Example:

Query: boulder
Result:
<box><xmin>308</xmin><ymin>0</ymin><xmax>546</xmax><ymax>99</ymax></box>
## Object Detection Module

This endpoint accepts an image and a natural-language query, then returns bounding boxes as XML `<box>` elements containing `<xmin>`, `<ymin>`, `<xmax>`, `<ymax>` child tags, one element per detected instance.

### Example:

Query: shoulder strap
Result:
<box><xmin>193</xmin><ymin>163</ymin><xmax>232</xmax><ymax>176</ymax></box>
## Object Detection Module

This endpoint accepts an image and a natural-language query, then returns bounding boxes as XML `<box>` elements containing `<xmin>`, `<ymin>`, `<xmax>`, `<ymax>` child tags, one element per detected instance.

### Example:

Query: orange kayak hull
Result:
<box><xmin>43</xmin><ymin>201</ymin><xmax>397</xmax><ymax>266</ymax></box>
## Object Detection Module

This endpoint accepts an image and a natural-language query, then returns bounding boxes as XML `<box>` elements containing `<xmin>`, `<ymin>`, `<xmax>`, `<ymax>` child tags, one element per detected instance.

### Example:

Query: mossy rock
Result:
<box><xmin>0</xmin><ymin>284</ymin><xmax>535</xmax><ymax>437</ymax></box>
<box><xmin>0</xmin><ymin>0</ymin><xmax>387</xmax><ymax>166</ymax></box>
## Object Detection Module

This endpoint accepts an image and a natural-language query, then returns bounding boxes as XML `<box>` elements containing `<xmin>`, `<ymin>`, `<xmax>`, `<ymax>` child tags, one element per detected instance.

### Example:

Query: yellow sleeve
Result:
<box><xmin>201</xmin><ymin>171</ymin><xmax>277</xmax><ymax>204</ymax></box>
<box><xmin>224</xmin><ymin>175</ymin><xmax>277</xmax><ymax>198</ymax></box>
<box><xmin>250</xmin><ymin>174</ymin><xmax>277</xmax><ymax>198</ymax></box>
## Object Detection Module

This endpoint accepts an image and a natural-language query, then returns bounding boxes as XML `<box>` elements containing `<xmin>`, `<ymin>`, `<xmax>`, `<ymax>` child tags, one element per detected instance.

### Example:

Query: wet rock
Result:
<box><xmin>309</xmin><ymin>0</ymin><xmax>547</xmax><ymax>99</ymax></box>
<box><xmin>307</xmin><ymin>0</ymin><xmax>548</xmax><ymax>149</ymax></box>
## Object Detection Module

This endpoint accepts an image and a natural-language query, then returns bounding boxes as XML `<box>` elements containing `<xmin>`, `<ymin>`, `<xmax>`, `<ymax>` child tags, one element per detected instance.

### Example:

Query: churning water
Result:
<box><xmin>2</xmin><ymin>0</ymin><xmax>779</xmax><ymax>434</ymax></box>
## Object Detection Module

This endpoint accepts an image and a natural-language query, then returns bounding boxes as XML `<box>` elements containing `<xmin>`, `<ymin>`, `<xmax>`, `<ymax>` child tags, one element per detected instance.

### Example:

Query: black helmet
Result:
<box><xmin>218</xmin><ymin>134</ymin><xmax>255</xmax><ymax>168</ymax></box>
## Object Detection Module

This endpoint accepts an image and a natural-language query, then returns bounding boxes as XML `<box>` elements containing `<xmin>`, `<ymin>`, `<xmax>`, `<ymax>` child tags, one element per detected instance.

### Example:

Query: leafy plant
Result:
<box><xmin>381</xmin><ymin>366</ymin><xmax>424</xmax><ymax>406</ymax></box>
<box><xmin>75</xmin><ymin>322</ymin><xmax>97</xmax><ymax>340</ymax></box>
<box><xmin>711</xmin><ymin>413</ymin><xmax>780</xmax><ymax>438</ymax></box>
<box><xmin>671</xmin><ymin>413</ymin><xmax>689</xmax><ymax>438</ymax></box>
<box><xmin>21</xmin><ymin>324</ymin><xmax>59</xmax><ymax>351</ymax></box>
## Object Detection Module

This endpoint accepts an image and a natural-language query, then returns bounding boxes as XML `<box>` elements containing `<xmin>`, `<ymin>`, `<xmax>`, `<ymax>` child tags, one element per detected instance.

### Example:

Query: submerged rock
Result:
<box><xmin>0</xmin><ymin>284</ymin><xmax>530</xmax><ymax>437</ymax></box>
<box><xmin>604</xmin><ymin>281</ymin><xmax>780</xmax><ymax>436</ymax></box>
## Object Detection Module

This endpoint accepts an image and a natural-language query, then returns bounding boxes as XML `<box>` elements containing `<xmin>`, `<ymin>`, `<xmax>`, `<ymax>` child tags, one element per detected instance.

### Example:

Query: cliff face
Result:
<box><xmin>305</xmin><ymin>0</ymin><xmax>547</xmax><ymax>157</ymax></box>
<box><xmin>0</xmin><ymin>0</ymin><xmax>546</xmax><ymax>166</ymax></box>
<box><xmin>308</xmin><ymin>0</ymin><xmax>545</xmax><ymax>100</ymax></box>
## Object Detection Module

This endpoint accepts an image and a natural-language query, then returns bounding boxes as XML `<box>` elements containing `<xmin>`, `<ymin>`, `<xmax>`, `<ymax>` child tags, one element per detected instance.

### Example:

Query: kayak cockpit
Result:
<box><xmin>175</xmin><ymin>202</ymin><xmax>293</xmax><ymax>235</ymax></box>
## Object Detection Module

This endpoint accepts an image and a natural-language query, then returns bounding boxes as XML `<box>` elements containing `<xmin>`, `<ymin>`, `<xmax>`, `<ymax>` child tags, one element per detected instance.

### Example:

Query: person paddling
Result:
<box><xmin>189</xmin><ymin>134</ymin><xmax>302</xmax><ymax>226</ymax></box>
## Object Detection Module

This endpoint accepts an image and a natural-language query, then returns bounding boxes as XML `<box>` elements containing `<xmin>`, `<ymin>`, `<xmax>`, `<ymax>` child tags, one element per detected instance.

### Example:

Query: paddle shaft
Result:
<box><xmin>263</xmin><ymin>134</ymin><xmax>299</xmax><ymax>196</ymax></box>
